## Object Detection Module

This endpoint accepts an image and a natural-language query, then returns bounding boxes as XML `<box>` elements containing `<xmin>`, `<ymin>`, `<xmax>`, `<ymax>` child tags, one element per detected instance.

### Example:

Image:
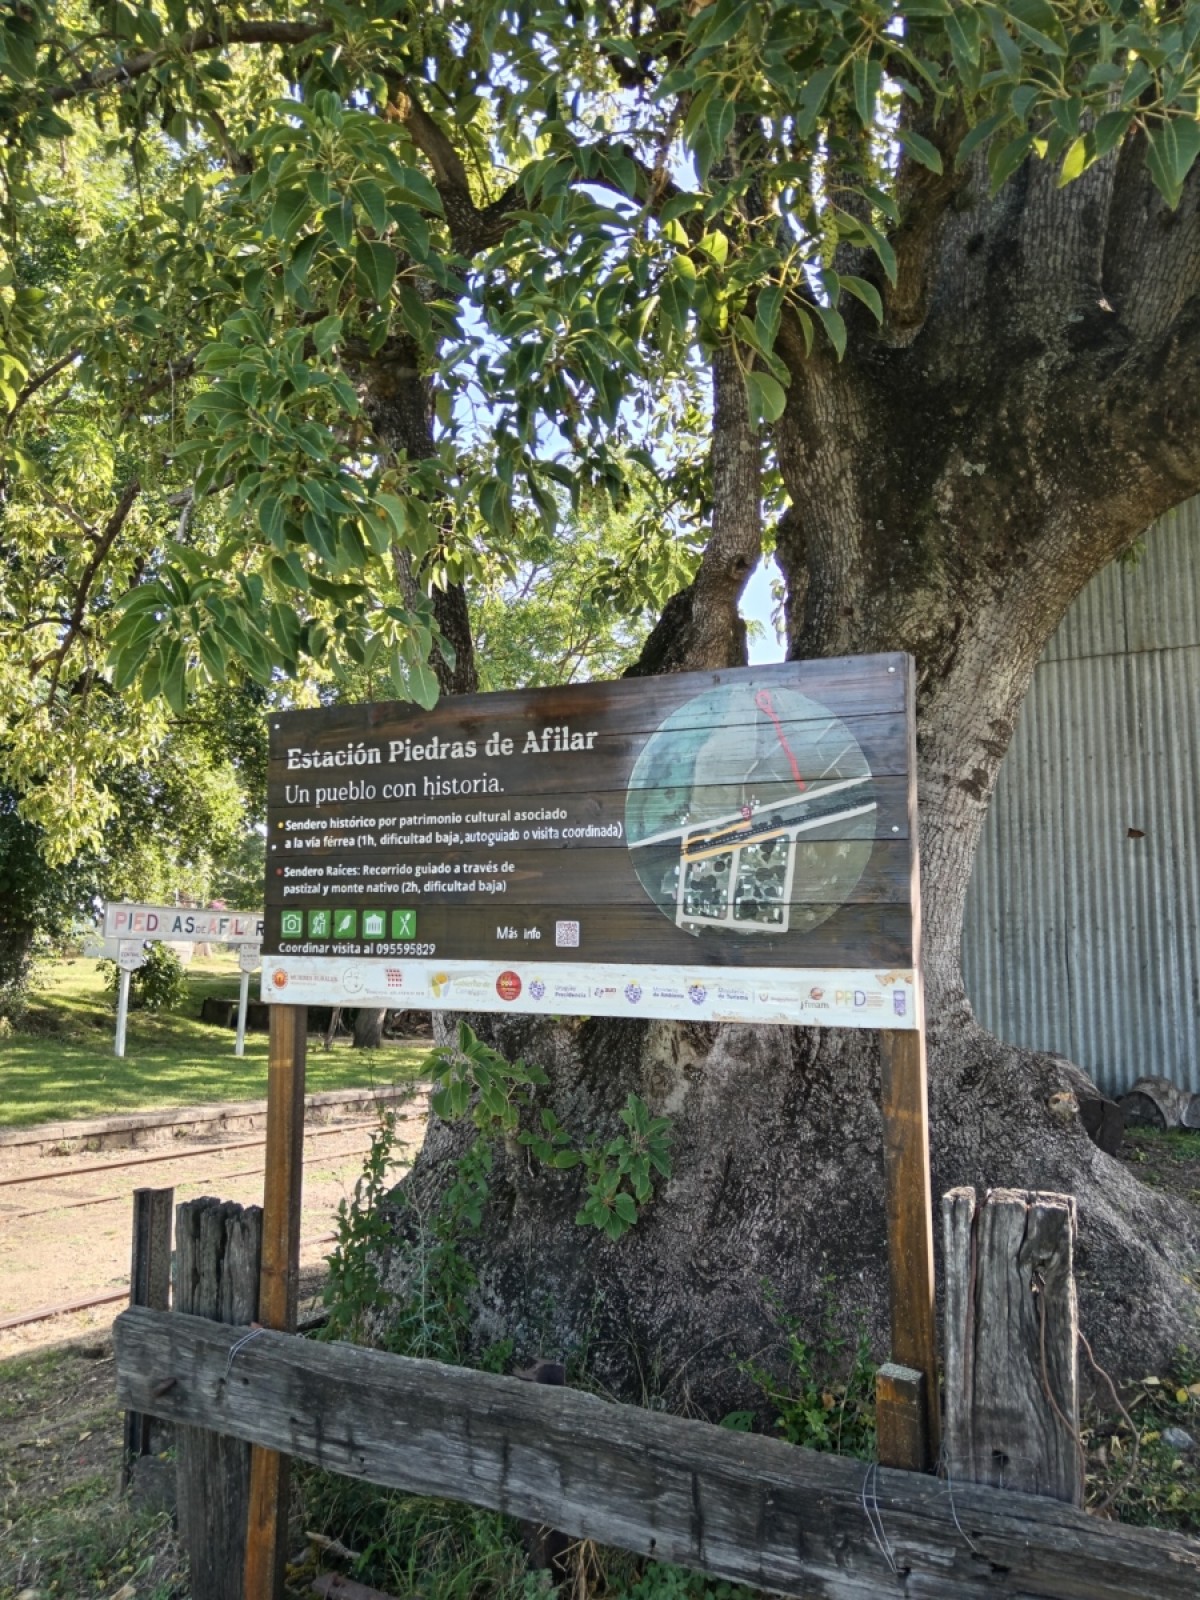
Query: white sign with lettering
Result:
<box><xmin>103</xmin><ymin>903</ymin><xmax>265</xmax><ymax>944</ymax></box>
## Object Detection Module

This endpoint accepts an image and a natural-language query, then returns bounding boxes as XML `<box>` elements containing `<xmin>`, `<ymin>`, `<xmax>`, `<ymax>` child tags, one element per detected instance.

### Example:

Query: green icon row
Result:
<box><xmin>280</xmin><ymin>908</ymin><xmax>417</xmax><ymax>940</ymax></box>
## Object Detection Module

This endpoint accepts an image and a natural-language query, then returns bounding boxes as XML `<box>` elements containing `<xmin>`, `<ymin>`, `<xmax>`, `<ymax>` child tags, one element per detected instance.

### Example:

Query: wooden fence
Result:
<box><xmin>113</xmin><ymin>1301</ymin><xmax>1200</xmax><ymax>1600</ymax></box>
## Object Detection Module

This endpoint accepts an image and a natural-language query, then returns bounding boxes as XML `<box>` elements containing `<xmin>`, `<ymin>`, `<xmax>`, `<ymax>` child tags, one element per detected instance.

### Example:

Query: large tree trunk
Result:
<box><xmin>353</xmin><ymin>1007</ymin><xmax>387</xmax><ymax>1050</ymax></box>
<box><xmin>379</xmin><ymin>149</ymin><xmax>1200</xmax><ymax>1407</ymax></box>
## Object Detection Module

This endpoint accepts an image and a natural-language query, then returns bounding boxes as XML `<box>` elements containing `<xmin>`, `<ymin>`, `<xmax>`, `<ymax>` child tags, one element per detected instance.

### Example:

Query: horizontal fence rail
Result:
<box><xmin>114</xmin><ymin>1307</ymin><xmax>1200</xmax><ymax>1600</ymax></box>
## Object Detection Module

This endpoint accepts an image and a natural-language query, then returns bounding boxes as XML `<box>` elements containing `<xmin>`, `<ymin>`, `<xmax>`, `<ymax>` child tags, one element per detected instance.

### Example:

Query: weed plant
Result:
<box><xmin>1084</xmin><ymin>1348</ymin><xmax>1200</xmax><ymax>1532</ymax></box>
<box><xmin>727</xmin><ymin>1283</ymin><xmax>877</xmax><ymax>1459</ymax></box>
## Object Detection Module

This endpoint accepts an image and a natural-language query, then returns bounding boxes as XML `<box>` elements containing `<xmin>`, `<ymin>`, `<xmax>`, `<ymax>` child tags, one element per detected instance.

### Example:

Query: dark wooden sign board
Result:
<box><xmin>247</xmin><ymin>657</ymin><xmax>938</xmax><ymax>1598</ymax></box>
<box><xmin>262</xmin><ymin>657</ymin><xmax>920</xmax><ymax>1026</ymax></box>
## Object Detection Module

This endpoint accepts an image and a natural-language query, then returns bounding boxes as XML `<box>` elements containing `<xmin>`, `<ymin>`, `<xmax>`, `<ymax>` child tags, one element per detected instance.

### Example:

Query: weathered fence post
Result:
<box><xmin>175</xmin><ymin>1196</ymin><xmax>264</xmax><ymax>1600</ymax></box>
<box><xmin>942</xmin><ymin>1186</ymin><xmax>1082</xmax><ymax>1505</ymax></box>
<box><xmin>121</xmin><ymin>1185</ymin><xmax>174</xmax><ymax>1490</ymax></box>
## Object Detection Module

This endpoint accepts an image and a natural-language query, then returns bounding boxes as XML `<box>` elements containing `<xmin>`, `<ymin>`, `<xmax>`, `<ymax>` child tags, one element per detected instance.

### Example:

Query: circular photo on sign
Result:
<box><xmin>624</xmin><ymin>683</ymin><xmax>876</xmax><ymax>940</ymax></box>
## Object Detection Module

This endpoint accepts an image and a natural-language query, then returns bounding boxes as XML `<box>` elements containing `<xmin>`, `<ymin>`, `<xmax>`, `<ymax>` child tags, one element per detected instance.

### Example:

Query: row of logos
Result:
<box><xmin>268</xmin><ymin>961</ymin><xmax>908</xmax><ymax>1018</ymax></box>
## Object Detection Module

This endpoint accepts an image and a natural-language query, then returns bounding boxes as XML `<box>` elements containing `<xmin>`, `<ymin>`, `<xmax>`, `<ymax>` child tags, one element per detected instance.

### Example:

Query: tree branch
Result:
<box><xmin>50</xmin><ymin>21</ymin><xmax>324</xmax><ymax>106</ymax></box>
<box><xmin>40</xmin><ymin>478</ymin><xmax>140</xmax><ymax>702</ymax></box>
<box><xmin>627</xmin><ymin>341</ymin><xmax>759</xmax><ymax>676</ymax></box>
<box><xmin>41</xmin><ymin>486</ymin><xmax>97</xmax><ymax>542</ymax></box>
<box><xmin>6</xmin><ymin>349</ymin><xmax>81</xmax><ymax>429</ymax></box>
<box><xmin>385</xmin><ymin>81</ymin><xmax>526</xmax><ymax>254</ymax></box>
<box><xmin>878</xmin><ymin>108</ymin><xmax>969</xmax><ymax>347</ymax></box>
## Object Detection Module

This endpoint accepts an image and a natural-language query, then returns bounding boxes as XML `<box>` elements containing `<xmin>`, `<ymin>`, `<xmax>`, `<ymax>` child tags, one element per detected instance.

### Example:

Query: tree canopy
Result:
<box><xmin>7</xmin><ymin>0</ymin><xmax>1200</xmax><ymax>1383</ymax></box>
<box><xmin>4</xmin><ymin>0</ymin><xmax>1200</xmax><ymax>856</ymax></box>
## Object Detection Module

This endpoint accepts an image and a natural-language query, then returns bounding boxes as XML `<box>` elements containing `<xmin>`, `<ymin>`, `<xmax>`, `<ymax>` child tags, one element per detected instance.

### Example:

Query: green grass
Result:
<box><xmin>0</xmin><ymin>1341</ymin><xmax>185</xmax><ymax>1599</ymax></box>
<box><xmin>1083</xmin><ymin>1351</ymin><xmax>1200</xmax><ymax>1533</ymax></box>
<box><xmin>0</xmin><ymin>954</ymin><xmax>430</xmax><ymax>1128</ymax></box>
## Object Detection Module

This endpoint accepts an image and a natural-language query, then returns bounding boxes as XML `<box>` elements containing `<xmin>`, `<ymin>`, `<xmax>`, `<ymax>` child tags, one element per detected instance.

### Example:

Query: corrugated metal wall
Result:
<box><xmin>963</xmin><ymin>498</ymin><xmax>1200</xmax><ymax>1098</ymax></box>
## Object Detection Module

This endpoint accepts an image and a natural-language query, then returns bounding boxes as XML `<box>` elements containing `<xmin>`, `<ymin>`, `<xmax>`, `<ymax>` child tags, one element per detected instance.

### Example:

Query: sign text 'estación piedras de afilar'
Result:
<box><xmin>262</xmin><ymin>656</ymin><xmax>920</xmax><ymax>1028</ymax></box>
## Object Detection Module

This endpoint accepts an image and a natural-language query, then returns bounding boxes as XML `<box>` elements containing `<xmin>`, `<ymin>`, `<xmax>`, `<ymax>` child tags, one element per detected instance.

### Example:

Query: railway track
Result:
<box><xmin>1</xmin><ymin>1108</ymin><xmax>426</xmax><ymax>1336</ymax></box>
<box><xmin>0</xmin><ymin>1115</ymin><xmax>396</xmax><ymax>1189</ymax></box>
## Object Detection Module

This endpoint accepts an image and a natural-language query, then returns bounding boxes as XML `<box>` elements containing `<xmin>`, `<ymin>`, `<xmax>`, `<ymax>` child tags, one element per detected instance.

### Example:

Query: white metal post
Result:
<box><xmin>236</xmin><ymin>968</ymin><xmax>251</xmax><ymax>1057</ymax></box>
<box><xmin>115</xmin><ymin>968</ymin><xmax>131</xmax><ymax>1058</ymax></box>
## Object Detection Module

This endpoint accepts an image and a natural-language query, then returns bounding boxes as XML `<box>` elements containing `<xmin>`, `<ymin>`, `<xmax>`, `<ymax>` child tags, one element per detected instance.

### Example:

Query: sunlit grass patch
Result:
<box><xmin>0</xmin><ymin>955</ymin><xmax>429</xmax><ymax>1127</ymax></box>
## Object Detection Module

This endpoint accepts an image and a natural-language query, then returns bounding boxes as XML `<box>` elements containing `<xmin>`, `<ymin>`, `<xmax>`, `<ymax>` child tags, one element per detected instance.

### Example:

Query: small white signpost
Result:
<box><xmin>114</xmin><ymin>939</ymin><xmax>147</xmax><ymax>1059</ymax></box>
<box><xmin>102</xmin><ymin>902</ymin><xmax>265</xmax><ymax>1058</ymax></box>
<box><xmin>235</xmin><ymin>945</ymin><xmax>262</xmax><ymax>1057</ymax></box>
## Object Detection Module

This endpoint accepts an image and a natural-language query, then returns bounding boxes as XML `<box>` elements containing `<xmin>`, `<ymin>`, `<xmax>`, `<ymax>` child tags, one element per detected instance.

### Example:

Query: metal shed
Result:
<box><xmin>963</xmin><ymin>498</ymin><xmax>1200</xmax><ymax>1099</ymax></box>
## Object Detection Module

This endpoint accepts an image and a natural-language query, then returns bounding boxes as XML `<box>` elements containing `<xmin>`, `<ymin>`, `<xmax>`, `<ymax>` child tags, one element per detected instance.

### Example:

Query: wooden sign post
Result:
<box><xmin>244</xmin><ymin>1002</ymin><xmax>306</xmax><ymax>1600</ymax></box>
<box><xmin>879</xmin><ymin>1025</ymin><xmax>940</xmax><ymax>1468</ymax></box>
<box><xmin>250</xmin><ymin>656</ymin><xmax>939</xmax><ymax>1594</ymax></box>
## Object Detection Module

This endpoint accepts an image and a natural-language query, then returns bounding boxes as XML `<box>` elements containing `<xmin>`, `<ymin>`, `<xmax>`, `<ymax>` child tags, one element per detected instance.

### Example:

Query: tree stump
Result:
<box><xmin>942</xmin><ymin>1187</ymin><xmax>1082</xmax><ymax>1505</ymax></box>
<box><xmin>175</xmin><ymin>1197</ymin><xmax>263</xmax><ymax>1600</ymax></box>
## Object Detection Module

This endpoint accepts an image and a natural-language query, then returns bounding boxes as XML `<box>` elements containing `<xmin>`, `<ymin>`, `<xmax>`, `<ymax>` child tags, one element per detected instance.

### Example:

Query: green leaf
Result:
<box><xmin>896</xmin><ymin>127</ymin><xmax>943</xmax><ymax>175</ymax></box>
<box><xmin>3</xmin><ymin>22</ymin><xmax>37</xmax><ymax>81</ymax></box>
<box><xmin>1058</xmin><ymin>135</ymin><xmax>1088</xmax><ymax>187</ymax></box>
<box><xmin>745</xmin><ymin>370</ymin><xmax>787</xmax><ymax>426</ymax></box>
<box><xmin>160</xmin><ymin>640</ymin><xmax>187</xmax><ymax>715</ymax></box>
<box><xmin>388</xmin><ymin>204</ymin><xmax>430</xmax><ymax>261</ymax></box>
<box><xmin>795</xmin><ymin>64</ymin><xmax>838</xmax><ymax>140</ymax></box>
<box><xmin>698</xmin><ymin>95</ymin><xmax>736</xmax><ymax>180</ymax></box>
<box><xmin>407</xmin><ymin>659</ymin><xmax>440</xmax><ymax>709</ymax></box>
<box><xmin>839</xmin><ymin>275</ymin><xmax>883</xmax><ymax>322</ymax></box>
<box><xmin>387</xmin><ymin>164</ymin><xmax>444</xmax><ymax>214</ymax></box>
<box><xmin>944</xmin><ymin>7</ymin><xmax>982</xmax><ymax>74</ymax></box>
<box><xmin>377</xmin><ymin>492</ymin><xmax>408</xmax><ymax>539</ymax></box>
<box><xmin>1092</xmin><ymin>110</ymin><xmax>1133</xmax><ymax>162</ymax></box>
<box><xmin>956</xmin><ymin>110</ymin><xmax>1007</xmax><ymax>169</ymax></box>
<box><xmin>268</xmin><ymin>188</ymin><xmax>309</xmax><ymax>243</ymax></box>
<box><xmin>312</xmin><ymin>314</ymin><xmax>343</xmax><ymax>356</ymax></box>
<box><xmin>754</xmin><ymin>283</ymin><xmax>783</xmax><ymax>350</ymax></box>
<box><xmin>1146</xmin><ymin>118</ymin><xmax>1200</xmax><ymax>209</ymax></box>
<box><xmin>355</xmin><ymin>239</ymin><xmax>395</xmax><ymax>304</ymax></box>
<box><xmin>987</xmin><ymin>11</ymin><xmax>1022</xmax><ymax>79</ymax></box>
<box><xmin>613</xmin><ymin>1192</ymin><xmax>638</xmax><ymax>1225</ymax></box>
<box><xmin>852</xmin><ymin>55</ymin><xmax>882</xmax><ymax>128</ymax></box>
<box><xmin>196</xmin><ymin>629</ymin><xmax>227</xmax><ymax>683</ymax></box>
<box><xmin>355</xmin><ymin>178</ymin><xmax>389</xmax><ymax>233</ymax></box>
<box><xmin>324</xmin><ymin>197</ymin><xmax>355</xmax><ymax>250</ymax></box>
<box><xmin>813</xmin><ymin>303</ymin><xmax>847</xmax><ymax>359</ymax></box>
<box><xmin>988</xmin><ymin>130</ymin><xmax>1036</xmax><ymax>192</ymax></box>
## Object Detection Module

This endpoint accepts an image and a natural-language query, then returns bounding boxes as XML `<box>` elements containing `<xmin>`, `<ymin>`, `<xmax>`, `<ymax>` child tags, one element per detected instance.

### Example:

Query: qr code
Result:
<box><xmin>555</xmin><ymin>920</ymin><xmax>580</xmax><ymax>948</ymax></box>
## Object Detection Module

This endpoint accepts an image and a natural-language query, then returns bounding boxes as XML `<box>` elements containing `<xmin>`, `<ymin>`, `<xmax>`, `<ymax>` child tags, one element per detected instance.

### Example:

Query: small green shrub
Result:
<box><xmin>99</xmin><ymin>941</ymin><xmax>189</xmax><ymax>1012</ymax></box>
<box><xmin>431</xmin><ymin>1021</ymin><xmax>673</xmax><ymax>1240</ymax></box>
<box><xmin>312</xmin><ymin>1024</ymin><xmax>688</xmax><ymax>1596</ymax></box>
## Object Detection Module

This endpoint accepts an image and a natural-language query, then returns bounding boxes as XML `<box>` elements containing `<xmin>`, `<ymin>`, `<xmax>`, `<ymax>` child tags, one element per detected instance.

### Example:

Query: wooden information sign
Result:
<box><xmin>249</xmin><ymin>656</ymin><xmax>937</xmax><ymax>1598</ymax></box>
<box><xmin>262</xmin><ymin>657</ymin><xmax>919</xmax><ymax>1026</ymax></box>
